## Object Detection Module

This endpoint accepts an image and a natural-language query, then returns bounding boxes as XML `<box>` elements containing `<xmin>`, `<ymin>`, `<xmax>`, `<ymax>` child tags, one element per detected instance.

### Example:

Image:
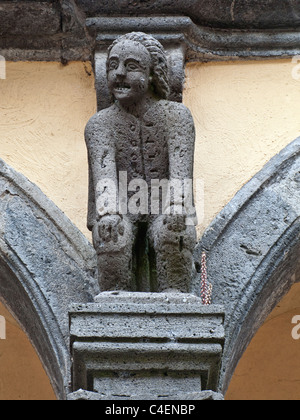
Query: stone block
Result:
<box><xmin>69</xmin><ymin>292</ymin><xmax>225</xmax><ymax>400</ymax></box>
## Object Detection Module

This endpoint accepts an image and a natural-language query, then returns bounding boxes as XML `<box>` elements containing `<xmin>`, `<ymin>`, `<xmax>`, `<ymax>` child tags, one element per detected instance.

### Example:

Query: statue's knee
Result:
<box><xmin>151</xmin><ymin>216</ymin><xmax>196</xmax><ymax>253</ymax></box>
<box><xmin>92</xmin><ymin>216</ymin><xmax>134</xmax><ymax>255</ymax></box>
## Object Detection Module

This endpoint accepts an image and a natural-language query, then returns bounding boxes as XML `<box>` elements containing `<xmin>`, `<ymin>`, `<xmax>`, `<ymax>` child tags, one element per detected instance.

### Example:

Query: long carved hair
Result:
<box><xmin>107</xmin><ymin>32</ymin><xmax>170</xmax><ymax>100</ymax></box>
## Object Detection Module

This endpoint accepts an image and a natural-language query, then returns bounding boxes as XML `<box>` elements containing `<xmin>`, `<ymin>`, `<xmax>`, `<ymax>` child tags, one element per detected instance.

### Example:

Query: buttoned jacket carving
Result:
<box><xmin>85</xmin><ymin>99</ymin><xmax>195</xmax><ymax>230</ymax></box>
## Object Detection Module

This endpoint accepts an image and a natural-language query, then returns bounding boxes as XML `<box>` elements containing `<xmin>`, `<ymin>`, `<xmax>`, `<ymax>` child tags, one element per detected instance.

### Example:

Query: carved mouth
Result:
<box><xmin>114</xmin><ymin>83</ymin><xmax>131</xmax><ymax>92</ymax></box>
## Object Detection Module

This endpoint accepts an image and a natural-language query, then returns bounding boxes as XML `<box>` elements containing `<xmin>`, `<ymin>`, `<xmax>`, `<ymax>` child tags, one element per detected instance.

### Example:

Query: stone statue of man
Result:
<box><xmin>85</xmin><ymin>32</ymin><xmax>197</xmax><ymax>293</ymax></box>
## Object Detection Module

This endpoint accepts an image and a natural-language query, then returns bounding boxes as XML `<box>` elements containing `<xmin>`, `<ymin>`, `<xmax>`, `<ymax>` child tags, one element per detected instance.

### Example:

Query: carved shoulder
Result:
<box><xmin>166</xmin><ymin>101</ymin><xmax>194</xmax><ymax>128</ymax></box>
<box><xmin>156</xmin><ymin>100</ymin><xmax>195</xmax><ymax>145</ymax></box>
<box><xmin>155</xmin><ymin>100</ymin><xmax>195</xmax><ymax>133</ymax></box>
<box><xmin>84</xmin><ymin>106</ymin><xmax>117</xmax><ymax>147</ymax></box>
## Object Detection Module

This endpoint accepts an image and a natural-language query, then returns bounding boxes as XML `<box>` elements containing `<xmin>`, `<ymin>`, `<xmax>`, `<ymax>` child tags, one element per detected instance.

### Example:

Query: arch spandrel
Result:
<box><xmin>194</xmin><ymin>137</ymin><xmax>300</xmax><ymax>393</ymax></box>
<box><xmin>0</xmin><ymin>158</ymin><xmax>99</xmax><ymax>399</ymax></box>
<box><xmin>1</xmin><ymin>135</ymin><xmax>300</xmax><ymax>398</ymax></box>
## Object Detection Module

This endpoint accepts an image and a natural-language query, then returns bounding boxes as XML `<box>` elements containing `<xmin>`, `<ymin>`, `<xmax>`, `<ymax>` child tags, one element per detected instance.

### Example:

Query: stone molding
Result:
<box><xmin>67</xmin><ymin>389</ymin><xmax>224</xmax><ymax>401</ymax></box>
<box><xmin>1</xmin><ymin>1</ymin><xmax>300</xmax><ymax>62</ymax></box>
<box><xmin>87</xmin><ymin>16</ymin><xmax>300</xmax><ymax>62</ymax></box>
<box><xmin>77</xmin><ymin>0</ymin><xmax>300</xmax><ymax>31</ymax></box>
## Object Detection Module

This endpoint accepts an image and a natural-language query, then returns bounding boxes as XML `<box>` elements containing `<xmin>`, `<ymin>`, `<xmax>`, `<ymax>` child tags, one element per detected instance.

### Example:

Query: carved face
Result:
<box><xmin>107</xmin><ymin>40</ymin><xmax>152</xmax><ymax>105</ymax></box>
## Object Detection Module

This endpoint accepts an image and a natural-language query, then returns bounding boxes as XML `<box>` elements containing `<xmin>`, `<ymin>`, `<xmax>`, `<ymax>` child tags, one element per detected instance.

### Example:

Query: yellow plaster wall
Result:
<box><xmin>226</xmin><ymin>284</ymin><xmax>300</xmax><ymax>400</ymax></box>
<box><xmin>0</xmin><ymin>302</ymin><xmax>56</xmax><ymax>400</ymax></box>
<box><xmin>0</xmin><ymin>59</ymin><xmax>300</xmax><ymax>399</ymax></box>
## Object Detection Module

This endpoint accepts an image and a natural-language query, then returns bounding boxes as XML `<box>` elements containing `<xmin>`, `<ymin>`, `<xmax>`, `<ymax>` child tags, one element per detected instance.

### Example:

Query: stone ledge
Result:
<box><xmin>67</xmin><ymin>388</ymin><xmax>224</xmax><ymax>400</ymax></box>
<box><xmin>69</xmin><ymin>293</ymin><xmax>225</xmax><ymax>344</ymax></box>
<box><xmin>87</xmin><ymin>16</ymin><xmax>300</xmax><ymax>62</ymax></box>
<box><xmin>69</xmin><ymin>293</ymin><xmax>225</xmax><ymax>398</ymax></box>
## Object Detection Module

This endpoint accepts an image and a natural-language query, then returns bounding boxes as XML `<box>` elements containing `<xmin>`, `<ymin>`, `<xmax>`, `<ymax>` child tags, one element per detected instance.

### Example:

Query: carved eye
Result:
<box><xmin>126</xmin><ymin>61</ymin><xmax>140</xmax><ymax>71</ymax></box>
<box><xmin>108</xmin><ymin>60</ymin><xmax>119</xmax><ymax>71</ymax></box>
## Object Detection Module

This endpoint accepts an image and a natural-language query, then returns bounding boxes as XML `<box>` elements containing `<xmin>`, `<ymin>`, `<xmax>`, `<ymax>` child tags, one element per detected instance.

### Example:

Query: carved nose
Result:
<box><xmin>116</xmin><ymin>64</ymin><xmax>126</xmax><ymax>77</ymax></box>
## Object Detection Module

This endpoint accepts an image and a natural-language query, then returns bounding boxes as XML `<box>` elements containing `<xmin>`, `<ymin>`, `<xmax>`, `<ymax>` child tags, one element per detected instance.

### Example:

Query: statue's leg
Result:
<box><xmin>149</xmin><ymin>216</ymin><xmax>197</xmax><ymax>293</ymax></box>
<box><xmin>96</xmin><ymin>249</ymin><xmax>133</xmax><ymax>291</ymax></box>
<box><xmin>93</xmin><ymin>218</ymin><xmax>136</xmax><ymax>291</ymax></box>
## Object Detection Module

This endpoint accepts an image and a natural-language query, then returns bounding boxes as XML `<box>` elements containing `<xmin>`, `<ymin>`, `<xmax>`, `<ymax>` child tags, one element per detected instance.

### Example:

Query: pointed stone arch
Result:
<box><xmin>194</xmin><ymin>137</ymin><xmax>300</xmax><ymax>394</ymax></box>
<box><xmin>0</xmin><ymin>159</ymin><xmax>99</xmax><ymax>399</ymax></box>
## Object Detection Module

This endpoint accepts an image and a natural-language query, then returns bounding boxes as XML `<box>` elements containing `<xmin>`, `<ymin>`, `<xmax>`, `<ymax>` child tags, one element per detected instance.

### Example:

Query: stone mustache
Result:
<box><xmin>85</xmin><ymin>32</ymin><xmax>197</xmax><ymax>293</ymax></box>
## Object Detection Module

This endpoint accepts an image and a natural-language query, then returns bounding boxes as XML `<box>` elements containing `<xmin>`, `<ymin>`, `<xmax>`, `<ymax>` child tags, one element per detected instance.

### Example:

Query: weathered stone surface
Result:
<box><xmin>1</xmin><ymin>1</ymin><xmax>300</xmax><ymax>61</ymax></box>
<box><xmin>0</xmin><ymin>0</ymin><xmax>92</xmax><ymax>62</ymax></box>
<box><xmin>0</xmin><ymin>2</ymin><xmax>61</xmax><ymax>36</ymax></box>
<box><xmin>69</xmin><ymin>292</ymin><xmax>225</xmax><ymax>399</ymax></box>
<box><xmin>87</xmin><ymin>16</ymin><xmax>300</xmax><ymax>62</ymax></box>
<box><xmin>71</xmin><ymin>292</ymin><xmax>225</xmax><ymax>342</ymax></box>
<box><xmin>67</xmin><ymin>388</ymin><xmax>224</xmax><ymax>400</ymax></box>
<box><xmin>77</xmin><ymin>0</ymin><xmax>300</xmax><ymax>30</ymax></box>
<box><xmin>194</xmin><ymin>137</ymin><xmax>300</xmax><ymax>393</ymax></box>
<box><xmin>0</xmin><ymin>158</ymin><xmax>99</xmax><ymax>399</ymax></box>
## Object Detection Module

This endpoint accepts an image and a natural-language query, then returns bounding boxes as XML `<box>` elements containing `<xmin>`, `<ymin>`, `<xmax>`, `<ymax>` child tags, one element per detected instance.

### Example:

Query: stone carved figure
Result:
<box><xmin>85</xmin><ymin>32</ymin><xmax>197</xmax><ymax>293</ymax></box>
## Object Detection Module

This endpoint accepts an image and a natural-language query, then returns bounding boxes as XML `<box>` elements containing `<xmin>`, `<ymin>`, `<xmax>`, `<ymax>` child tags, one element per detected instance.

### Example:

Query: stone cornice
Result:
<box><xmin>0</xmin><ymin>0</ymin><xmax>300</xmax><ymax>62</ymax></box>
<box><xmin>77</xmin><ymin>0</ymin><xmax>300</xmax><ymax>31</ymax></box>
<box><xmin>87</xmin><ymin>16</ymin><xmax>300</xmax><ymax>61</ymax></box>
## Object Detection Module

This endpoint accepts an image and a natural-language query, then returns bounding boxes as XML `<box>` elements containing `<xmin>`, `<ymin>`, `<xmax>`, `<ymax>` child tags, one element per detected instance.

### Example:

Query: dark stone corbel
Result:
<box><xmin>87</xmin><ymin>15</ymin><xmax>300</xmax><ymax>63</ymax></box>
<box><xmin>86</xmin><ymin>17</ymin><xmax>188</xmax><ymax>110</ymax></box>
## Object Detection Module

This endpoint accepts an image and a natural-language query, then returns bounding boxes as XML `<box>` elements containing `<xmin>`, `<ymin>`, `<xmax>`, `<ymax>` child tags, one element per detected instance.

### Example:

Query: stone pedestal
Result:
<box><xmin>68</xmin><ymin>292</ymin><xmax>225</xmax><ymax>400</ymax></box>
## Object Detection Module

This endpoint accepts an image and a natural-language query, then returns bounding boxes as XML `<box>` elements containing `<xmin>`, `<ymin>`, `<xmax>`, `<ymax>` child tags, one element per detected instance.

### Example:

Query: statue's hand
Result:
<box><xmin>163</xmin><ymin>214</ymin><xmax>187</xmax><ymax>232</ymax></box>
<box><xmin>98</xmin><ymin>214</ymin><xmax>125</xmax><ymax>243</ymax></box>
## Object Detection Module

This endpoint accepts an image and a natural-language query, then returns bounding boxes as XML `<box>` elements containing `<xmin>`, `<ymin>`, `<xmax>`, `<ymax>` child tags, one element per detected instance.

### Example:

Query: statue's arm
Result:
<box><xmin>85</xmin><ymin>114</ymin><xmax>118</xmax><ymax>222</ymax></box>
<box><xmin>168</xmin><ymin>103</ymin><xmax>195</xmax><ymax>180</ymax></box>
<box><xmin>167</xmin><ymin>103</ymin><xmax>196</xmax><ymax>218</ymax></box>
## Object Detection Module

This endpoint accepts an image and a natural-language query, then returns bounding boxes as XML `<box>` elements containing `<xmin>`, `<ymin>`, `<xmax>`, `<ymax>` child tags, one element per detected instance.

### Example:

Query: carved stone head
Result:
<box><xmin>106</xmin><ymin>32</ymin><xmax>170</xmax><ymax>102</ymax></box>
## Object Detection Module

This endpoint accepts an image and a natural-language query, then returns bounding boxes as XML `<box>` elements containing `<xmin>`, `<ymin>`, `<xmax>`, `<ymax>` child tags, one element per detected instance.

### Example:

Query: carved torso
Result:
<box><xmin>112</xmin><ymin>102</ymin><xmax>169</xmax><ymax>184</ymax></box>
<box><xmin>86</xmin><ymin>98</ymin><xmax>195</xmax><ymax>228</ymax></box>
